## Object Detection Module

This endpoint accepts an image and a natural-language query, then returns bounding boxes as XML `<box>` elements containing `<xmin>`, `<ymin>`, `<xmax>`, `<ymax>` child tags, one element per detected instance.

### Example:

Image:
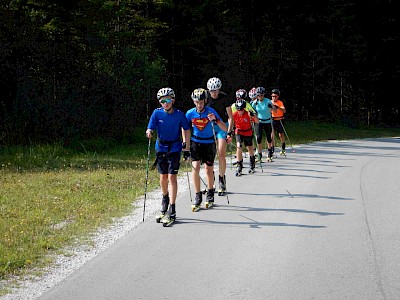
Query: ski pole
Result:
<box><xmin>252</xmin><ymin>123</ymin><xmax>263</xmax><ymax>173</ymax></box>
<box><xmin>279</xmin><ymin>120</ymin><xmax>295</xmax><ymax>152</ymax></box>
<box><xmin>143</xmin><ymin>138</ymin><xmax>151</xmax><ymax>222</ymax></box>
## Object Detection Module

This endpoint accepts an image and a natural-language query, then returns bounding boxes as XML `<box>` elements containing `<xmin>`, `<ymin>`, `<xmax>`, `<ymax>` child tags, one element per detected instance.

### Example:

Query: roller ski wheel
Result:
<box><xmin>248</xmin><ymin>168</ymin><xmax>255</xmax><ymax>174</ymax></box>
<box><xmin>155</xmin><ymin>213</ymin><xmax>165</xmax><ymax>223</ymax></box>
<box><xmin>266</xmin><ymin>157</ymin><xmax>273</xmax><ymax>162</ymax></box>
<box><xmin>205</xmin><ymin>201</ymin><xmax>214</xmax><ymax>209</ymax></box>
<box><xmin>162</xmin><ymin>215</ymin><xmax>176</xmax><ymax>227</ymax></box>
<box><xmin>218</xmin><ymin>189</ymin><xmax>226</xmax><ymax>196</ymax></box>
<box><xmin>235</xmin><ymin>170</ymin><xmax>242</xmax><ymax>177</ymax></box>
<box><xmin>191</xmin><ymin>204</ymin><xmax>201</xmax><ymax>212</ymax></box>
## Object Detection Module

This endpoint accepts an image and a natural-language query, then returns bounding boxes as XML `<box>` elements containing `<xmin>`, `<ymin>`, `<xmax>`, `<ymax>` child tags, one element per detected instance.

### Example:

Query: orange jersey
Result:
<box><xmin>271</xmin><ymin>99</ymin><xmax>285</xmax><ymax>120</ymax></box>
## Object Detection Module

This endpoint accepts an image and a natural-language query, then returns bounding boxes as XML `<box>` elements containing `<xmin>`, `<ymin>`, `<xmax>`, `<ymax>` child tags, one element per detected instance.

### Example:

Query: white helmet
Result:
<box><xmin>207</xmin><ymin>77</ymin><xmax>222</xmax><ymax>91</ymax></box>
<box><xmin>248</xmin><ymin>87</ymin><xmax>257</xmax><ymax>100</ymax></box>
<box><xmin>157</xmin><ymin>87</ymin><xmax>175</xmax><ymax>100</ymax></box>
<box><xmin>235</xmin><ymin>89</ymin><xmax>247</xmax><ymax>100</ymax></box>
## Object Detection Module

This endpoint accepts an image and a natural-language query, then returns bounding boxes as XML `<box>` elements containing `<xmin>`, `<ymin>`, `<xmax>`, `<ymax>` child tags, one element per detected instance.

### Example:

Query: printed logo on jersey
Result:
<box><xmin>191</xmin><ymin>118</ymin><xmax>209</xmax><ymax>131</ymax></box>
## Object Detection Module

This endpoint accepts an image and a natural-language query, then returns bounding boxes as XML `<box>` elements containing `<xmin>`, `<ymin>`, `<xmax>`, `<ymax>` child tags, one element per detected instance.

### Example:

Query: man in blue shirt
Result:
<box><xmin>186</xmin><ymin>88</ymin><xmax>227</xmax><ymax>211</ymax></box>
<box><xmin>146</xmin><ymin>87</ymin><xmax>190</xmax><ymax>224</ymax></box>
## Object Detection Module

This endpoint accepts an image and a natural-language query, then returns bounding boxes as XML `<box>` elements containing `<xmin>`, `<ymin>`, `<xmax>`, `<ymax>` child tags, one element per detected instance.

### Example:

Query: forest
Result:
<box><xmin>0</xmin><ymin>0</ymin><xmax>398</xmax><ymax>146</ymax></box>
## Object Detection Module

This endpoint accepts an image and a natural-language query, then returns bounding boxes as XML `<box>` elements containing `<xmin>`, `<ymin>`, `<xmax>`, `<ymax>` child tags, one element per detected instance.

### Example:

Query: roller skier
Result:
<box><xmin>229</xmin><ymin>96</ymin><xmax>259</xmax><ymax>176</ymax></box>
<box><xmin>186</xmin><ymin>88</ymin><xmax>227</xmax><ymax>211</ymax></box>
<box><xmin>206</xmin><ymin>77</ymin><xmax>233</xmax><ymax>196</ymax></box>
<box><xmin>146</xmin><ymin>87</ymin><xmax>190</xmax><ymax>227</ymax></box>
<box><xmin>250</xmin><ymin>87</ymin><xmax>274</xmax><ymax>162</ymax></box>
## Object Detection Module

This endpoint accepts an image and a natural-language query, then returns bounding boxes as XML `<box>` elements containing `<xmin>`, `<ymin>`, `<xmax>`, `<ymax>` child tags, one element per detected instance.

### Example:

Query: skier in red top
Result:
<box><xmin>229</xmin><ymin>98</ymin><xmax>259</xmax><ymax>176</ymax></box>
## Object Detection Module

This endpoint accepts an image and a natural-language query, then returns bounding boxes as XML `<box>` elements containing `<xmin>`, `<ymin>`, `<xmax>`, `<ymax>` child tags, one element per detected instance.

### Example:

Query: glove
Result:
<box><xmin>182</xmin><ymin>142</ymin><xmax>187</xmax><ymax>149</ymax></box>
<box><xmin>249</xmin><ymin>111</ymin><xmax>255</xmax><ymax>117</ymax></box>
<box><xmin>267</xmin><ymin>103</ymin><xmax>272</xmax><ymax>108</ymax></box>
<box><xmin>183</xmin><ymin>150</ymin><xmax>191</xmax><ymax>161</ymax></box>
<box><xmin>274</xmin><ymin>105</ymin><xmax>279</xmax><ymax>109</ymax></box>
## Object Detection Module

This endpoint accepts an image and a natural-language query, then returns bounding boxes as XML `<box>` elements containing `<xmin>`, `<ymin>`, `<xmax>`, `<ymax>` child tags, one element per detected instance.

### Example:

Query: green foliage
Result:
<box><xmin>0</xmin><ymin>1</ymin><xmax>399</xmax><ymax>146</ymax></box>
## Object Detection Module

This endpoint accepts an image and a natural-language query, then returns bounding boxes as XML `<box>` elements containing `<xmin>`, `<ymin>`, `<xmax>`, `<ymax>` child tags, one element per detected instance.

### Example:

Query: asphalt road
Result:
<box><xmin>38</xmin><ymin>138</ymin><xmax>400</xmax><ymax>300</ymax></box>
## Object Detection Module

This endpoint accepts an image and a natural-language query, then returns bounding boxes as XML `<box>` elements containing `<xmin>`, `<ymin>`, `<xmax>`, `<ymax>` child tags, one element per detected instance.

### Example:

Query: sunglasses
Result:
<box><xmin>159</xmin><ymin>98</ymin><xmax>173</xmax><ymax>104</ymax></box>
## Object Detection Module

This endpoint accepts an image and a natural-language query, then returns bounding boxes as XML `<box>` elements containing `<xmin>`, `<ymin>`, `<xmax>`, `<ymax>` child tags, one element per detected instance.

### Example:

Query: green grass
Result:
<box><xmin>0</xmin><ymin>121</ymin><xmax>399</xmax><ymax>295</ymax></box>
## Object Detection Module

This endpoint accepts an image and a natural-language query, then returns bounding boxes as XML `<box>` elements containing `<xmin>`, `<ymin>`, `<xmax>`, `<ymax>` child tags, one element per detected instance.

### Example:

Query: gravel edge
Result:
<box><xmin>1</xmin><ymin>170</ymin><xmax>197</xmax><ymax>300</ymax></box>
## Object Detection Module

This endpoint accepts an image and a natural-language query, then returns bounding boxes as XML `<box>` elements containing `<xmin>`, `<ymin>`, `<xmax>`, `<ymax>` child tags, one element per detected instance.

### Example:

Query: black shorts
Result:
<box><xmin>156</xmin><ymin>152</ymin><xmax>181</xmax><ymax>174</ymax></box>
<box><xmin>190</xmin><ymin>141</ymin><xmax>216</xmax><ymax>166</ymax></box>
<box><xmin>272</xmin><ymin>119</ymin><xmax>284</xmax><ymax>134</ymax></box>
<box><xmin>235</xmin><ymin>134</ymin><xmax>253</xmax><ymax>147</ymax></box>
<box><xmin>256</xmin><ymin>122</ymin><xmax>272</xmax><ymax>143</ymax></box>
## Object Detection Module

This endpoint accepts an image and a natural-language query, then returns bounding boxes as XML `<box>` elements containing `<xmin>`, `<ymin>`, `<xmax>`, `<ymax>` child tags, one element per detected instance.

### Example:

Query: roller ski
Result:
<box><xmin>256</xmin><ymin>153</ymin><xmax>262</xmax><ymax>163</ymax></box>
<box><xmin>266</xmin><ymin>149</ymin><xmax>273</xmax><ymax>162</ymax></box>
<box><xmin>205</xmin><ymin>188</ymin><xmax>215</xmax><ymax>209</ymax></box>
<box><xmin>156</xmin><ymin>194</ymin><xmax>169</xmax><ymax>223</ymax></box>
<box><xmin>191</xmin><ymin>192</ymin><xmax>202</xmax><ymax>212</ymax></box>
<box><xmin>162</xmin><ymin>211</ymin><xmax>176</xmax><ymax>227</ymax></box>
<box><xmin>280</xmin><ymin>149</ymin><xmax>286</xmax><ymax>156</ymax></box>
<box><xmin>248</xmin><ymin>155</ymin><xmax>256</xmax><ymax>174</ymax></box>
<box><xmin>217</xmin><ymin>175</ymin><xmax>226</xmax><ymax>196</ymax></box>
<box><xmin>156</xmin><ymin>212</ymin><xmax>165</xmax><ymax>223</ymax></box>
<box><xmin>235</xmin><ymin>160</ymin><xmax>243</xmax><ymax>177</ymax></box>
<box><xmin>218</xmin><ymin>188</ymin><xmax>226</xmax><ymax>196</ymax></box>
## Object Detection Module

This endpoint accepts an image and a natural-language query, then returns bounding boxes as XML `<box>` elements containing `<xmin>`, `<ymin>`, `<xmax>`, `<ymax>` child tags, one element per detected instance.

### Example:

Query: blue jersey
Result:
<box><xmin>186</xmin><ymin>106</ymin><xmax>222</xmax><ymax>144</ymax></box>
<box><xmin>147</xmin><ymin>108</ymin><xmax>190</xmax><ymax>153</ymax></box>
<box><xmin>251</xmin><ymin>98</ymin><xmax>272</xmax><ymax>123</ymax></box>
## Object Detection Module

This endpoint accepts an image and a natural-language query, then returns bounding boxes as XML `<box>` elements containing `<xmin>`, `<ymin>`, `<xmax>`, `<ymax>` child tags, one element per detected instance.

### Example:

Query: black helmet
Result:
<box><xmin>255</xmin><ymin>87</ymin><xmax>265</xmax><ymax>97</ymax></box>
<box><xmin>235</xmin><ymin>99</ymin><xmax>246</xmax><ymax>111</ymax></box>
<box><xmin>191</xmin><ymin>88</ymin><xmax>208</xmax><ymax>102</ymax></box>
<box><xmin>271</xmin><ymin>88</ymin><xmax>280</xmax><ymax>96</ymax></box>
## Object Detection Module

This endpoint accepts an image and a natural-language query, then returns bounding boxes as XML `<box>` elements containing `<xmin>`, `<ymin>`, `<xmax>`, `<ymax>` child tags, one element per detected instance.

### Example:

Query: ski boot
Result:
<box><xmin>218</xmin><ymin>175</ymin><xmax>226</xmax><ymax>196</ymax></box>
<box><xmin>267</xmin><ymin>148</ymin><xmax>273</xmax><ymax>162</ymax></box>
<box><xmin>162</xmin><ymin>208</ymin><xmax>176</xmax><ymax>227</ymax></box>
<box><xmin>257</xmin><ymin>152</ymin><xmax>262</xmax><ymax>162</ymax></box>
<box><xmin>235</xmin><ymin>160</ymin><xmax>243</xmax><ymax>177</ymax></box>
<box><xmin>156</xmin><ymin>194</ymin><xmax>169</xmax><ymax>223</ymax></box>
<box><xmin>191</xmin><ymin>192</ymin><xmax>202</xmax><ymax>212</ymax></box>
<box><xmin>280</xmin><ymin>143</ymin><xmax>286</xmax><ymax>156</ymax></box>
<box><xmin>248</xmin><ymin>155</ymin><xmax>256</xmax><ymax>173</ymax></box>
<box><xmin>205</xmin><ymin>188</ymin><xmax>215</xmax><ymax>209</ymax></box>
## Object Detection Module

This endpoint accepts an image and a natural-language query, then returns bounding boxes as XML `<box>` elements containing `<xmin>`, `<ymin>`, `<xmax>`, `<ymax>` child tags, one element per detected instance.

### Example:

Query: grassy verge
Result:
<box><xmin>0</xmin><ymin>121</ymin><xmax>399</xmax><ymax>295</ymax></box>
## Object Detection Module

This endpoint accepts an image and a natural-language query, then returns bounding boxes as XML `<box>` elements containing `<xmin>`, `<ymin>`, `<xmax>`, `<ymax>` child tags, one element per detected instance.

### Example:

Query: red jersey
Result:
<box><xmin>233</xmin><ymin>110</ymin><xmax>254</xmax><ymax>137</ymax></box>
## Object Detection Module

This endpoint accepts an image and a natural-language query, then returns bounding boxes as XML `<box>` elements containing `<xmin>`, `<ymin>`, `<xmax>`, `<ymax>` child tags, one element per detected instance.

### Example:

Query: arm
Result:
<box><xmin>215</xmin><ymin>118</ymin><xmax>227</xmax><ymax>131</ymax></box>
<box><xmin>182</xmin><ymin>128</ymin><xmax>190</xmax><ymax>151</ymax></box>
<box><xmin>252</xmin><ymin>115</ymin><xmax>260</xmax><ymax>124</ymax></box>
<box><xmin>226</xmin><ymin>104</ymin><xmax>234</xmax><ymax>133</ymax></box>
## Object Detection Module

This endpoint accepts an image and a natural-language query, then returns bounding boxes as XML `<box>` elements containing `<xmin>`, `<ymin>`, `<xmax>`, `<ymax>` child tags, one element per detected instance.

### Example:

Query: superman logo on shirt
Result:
<box><xmin>191</xmin><ymin>118</ymin><xmax>209</xmax><ymax>131</ymax></box>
